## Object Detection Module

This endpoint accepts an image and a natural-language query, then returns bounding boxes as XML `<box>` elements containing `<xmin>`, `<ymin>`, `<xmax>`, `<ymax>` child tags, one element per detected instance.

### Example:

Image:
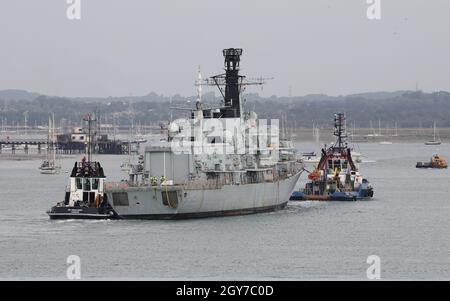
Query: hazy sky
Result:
<box><xmin>0</xmin><ymin>0</ymin><xmax>449</xmax><ymax>98</ymax></box>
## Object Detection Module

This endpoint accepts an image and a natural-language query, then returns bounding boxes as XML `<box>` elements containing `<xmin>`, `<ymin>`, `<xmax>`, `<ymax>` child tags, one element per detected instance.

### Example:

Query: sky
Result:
<box><xmin>0</xmin><ymin>0</ymin><xmax>449</xmax><ymax>98</ymax></box>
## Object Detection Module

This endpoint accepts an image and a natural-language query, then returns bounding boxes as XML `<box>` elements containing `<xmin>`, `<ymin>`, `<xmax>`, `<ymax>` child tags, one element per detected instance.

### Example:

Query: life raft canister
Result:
<box><xmin>308</xmin><ymin>169</ymin><xmax>321</xmax><ymax>181</ymax></box>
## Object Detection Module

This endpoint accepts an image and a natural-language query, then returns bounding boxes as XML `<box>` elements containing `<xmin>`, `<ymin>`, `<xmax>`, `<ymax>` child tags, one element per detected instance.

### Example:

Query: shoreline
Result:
<box><xmin>289</xmin><ymin>127</ymin><xmax>449</xmax><ymax>143</ymax></box>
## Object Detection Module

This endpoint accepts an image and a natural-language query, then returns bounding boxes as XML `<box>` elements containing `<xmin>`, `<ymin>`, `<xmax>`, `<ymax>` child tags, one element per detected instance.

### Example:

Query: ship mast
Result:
<box><xmin>84</xmin><ymin>113</ymin><xmax>96</xmax><ymax>162</ymax></box>
<box><xmin>333</xmin><ymin>113</ymin><xmax>347</xmax><ymax>150</ymax></box>
<box><xmin>47</xmin><ymin>114</ymin><xmax>51</xmax><ymax>162</ymax></box>
<box><xmin>52</xmin><ymin>113</ymin><xmax>56</xmax><ymax>164</ymax></box>
<box><xmin>433</xmin><ymin>121</ymin><xmax>436</xmax><ymax>141</ymax></box>
<box><xmin>222</xmin><ymin>48</ymin><xmax>242</xmax><ymax>117</ymax></box>
<box><xmin>196</xmin><ymin>48</ymin><xmax>268</xmax><ymax>118</ymax></box>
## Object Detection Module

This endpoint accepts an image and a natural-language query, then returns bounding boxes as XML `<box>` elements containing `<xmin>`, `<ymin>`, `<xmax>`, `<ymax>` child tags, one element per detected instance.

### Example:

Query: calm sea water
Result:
<box><xmin>0</xmin><ymin>142</ymin><xmax>449</xmax><ymax>280</ymax></box>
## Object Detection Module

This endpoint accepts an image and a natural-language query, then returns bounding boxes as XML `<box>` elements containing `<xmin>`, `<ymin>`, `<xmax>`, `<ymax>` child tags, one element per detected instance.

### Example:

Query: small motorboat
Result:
<box><xmin>416</xmin><ymin>155</ymin><xmax>447</xmax><ymax>169</ymax></box>
<box><xmin>351</xmin><ymin>150</ymin><xmax>362</xmax><ymax>163</ymax></box>
<box><xmin>300</xmin><ymin>152</ymin><xmax>320</xmax><ymax>163</ymax></box>
<box><xmin>39</xmin><ymin>159</ymin><xmax>61</xmax><ymax>174</ymax></box>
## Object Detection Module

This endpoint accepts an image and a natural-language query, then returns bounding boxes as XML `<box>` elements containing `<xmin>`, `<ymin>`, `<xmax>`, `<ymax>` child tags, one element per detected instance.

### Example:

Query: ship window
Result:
<box><xmin>76</xmin><ymin>178</ymin><xmax>82</xmax><ymax>190</ymax></box>
<box><xmin>328</xmin><ymin>160</ymin><xmax>333</xmax><ymax>169</ymax></box>
<box><xmin>207</xmin><ymin>136</ymin><xmax>223</xmax><ymax>144</ymax></box>
<box><xmin>112</xmin><ymin>192</ymin><xmax>129</xmax><ymax>206</ymax></box>
<box><xmin>83</xmin><ymin>178</ymin><xmax>91</xmax><ymax>191</ymax></box>
<box><xmin>79</xmin><ymin>136</ymin><xmax>84</xmax><ymax>140</ymax></box>
<box><xmin>162</xmin><ymin>191</ymin><xmax>178</xmax><ymax>207</ymax></box>
<box><xmin>92</xmin><ymin>178</ymin><xmax>99</xmax><ymax>190</ymax></box>
<box><xmin>342</xmin><ymin>161</ymin><xmax>348</xmax><ymax>169</ymax></box>
<box><xmin>334</xmin><ymin>160</ymin><xmax>341</xmax><ymax>169</ymax></box>
<box><xmin>207</xmin><ymin>172</ymin><xmax>219</xmax><ymax>180</ymax></box>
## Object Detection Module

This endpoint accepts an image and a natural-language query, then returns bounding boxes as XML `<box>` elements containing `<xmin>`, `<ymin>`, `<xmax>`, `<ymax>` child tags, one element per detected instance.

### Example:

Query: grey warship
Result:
<box><xmin>103</xmin><ymin>48</ymin><xmax>302</xmax><ymax>219</ymax></box>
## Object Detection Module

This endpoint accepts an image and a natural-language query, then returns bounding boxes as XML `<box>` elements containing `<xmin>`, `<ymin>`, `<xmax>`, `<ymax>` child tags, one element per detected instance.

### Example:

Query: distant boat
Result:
<box><xmin>416</xmin><ymin>155</ymin><xmax>447</xmax><ymax>169</ymax></box>
<box><xmin>301</xmin><ymin>123</ymin><xmax>321</xmax><ymax>163</ymax></box>
<box><xmin>134</xmin><ymin>134</ymin><xmax>147</xmax><ymax>143</ymax></box>
<box><xmin>391</xmin><ymin>122</ymin><xmax>399</xmax><ymax>137</ymax></box>
<box><xmin>351</xmin><ymin>150</ymin><xmax>362</xmax><ymax>163</ymax></box>
<box><xmin>301</xmin><ymin>152</ymin><xmax>320</xmax><ymax>163</ymax></box>
<box><xmin>425</xmin><ymin>122</ymin><xmax>441</xmax><ymax>145</ymax></box>
<box><xmin>39</xmin><ymin>114</ymin><xmax>61</xmax><ymax>174</ymax></box>
<box><xmin>379</xmin><ymin>141</ymin><xmax>393</xmax><ymax>145</ymax></box>
<box><xmin>349</xmin><ymin>122</ymin><xmax>363</xmax><ymax>163</ymax></box>
<box><xmin>39</xmin><ymin>159</ymin><xmax>61</xmax><ymax>174</ymax></box>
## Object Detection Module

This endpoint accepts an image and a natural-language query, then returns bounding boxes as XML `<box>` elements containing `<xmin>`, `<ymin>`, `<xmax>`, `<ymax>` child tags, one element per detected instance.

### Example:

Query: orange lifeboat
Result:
<box><xmin>431</xmin><ymin>155</ymin><xmax>447</xmax><ymax>168</ymax></box>
<box><xmin>416</xmin><ymin>154</ymin><xmax>448</xmax><ymax>169</ymax></box>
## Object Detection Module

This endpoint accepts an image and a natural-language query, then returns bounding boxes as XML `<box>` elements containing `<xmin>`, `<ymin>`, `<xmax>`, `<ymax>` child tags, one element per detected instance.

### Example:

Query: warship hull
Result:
<box><xmin>105</xmin><ymin>172</ymin><xmax>301</xmax><ymax>220</ymax></box>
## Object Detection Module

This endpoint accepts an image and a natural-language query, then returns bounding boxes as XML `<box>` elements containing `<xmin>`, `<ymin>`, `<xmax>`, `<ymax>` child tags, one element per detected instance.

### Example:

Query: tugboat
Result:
<box><xmin>290</xmin><ymin>113</ymin><xmax>374</xmax><ymax>202</ymax></box>
<box><xmin>47</xmin><ymin>114</ymin><xmax>117</xmax><ymax>219</ymax></box>
<box><xmin>416</xmin><ymin>155</ymin><xmax>447</xmax><ymax>169</ymax></box>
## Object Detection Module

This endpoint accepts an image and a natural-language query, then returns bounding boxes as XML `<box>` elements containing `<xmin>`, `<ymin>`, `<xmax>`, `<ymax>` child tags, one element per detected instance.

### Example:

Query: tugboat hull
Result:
<box><xmin>416</xmin><ymin>162</ymin><xmax>447</xmax><ymax>169</ymax></box>
<box><xmin>416</xmin><ymin>155</ymin><xmax>448</xmax><ymax>169</ymax></box>
<box><xmin>47</xmin><ymin>206</ymin><xmax>117</xmax><ymax>220</ymax></box>
<box><xmin>290</xmin><ymin>188</ymin><xmax>374</xmax><ymax>202</ymax></box>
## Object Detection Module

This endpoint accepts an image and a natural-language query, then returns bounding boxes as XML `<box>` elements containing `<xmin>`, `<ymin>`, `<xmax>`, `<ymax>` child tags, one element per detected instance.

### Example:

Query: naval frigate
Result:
<box><xmin>60</xmin><ymin>48</ymin><xmax>298</xmax><ymax>220</ymax></box>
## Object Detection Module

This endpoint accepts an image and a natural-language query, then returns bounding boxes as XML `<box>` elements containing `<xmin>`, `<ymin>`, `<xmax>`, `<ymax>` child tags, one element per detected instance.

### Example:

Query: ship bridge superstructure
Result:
<box><xmin>317</xmin><ymin>113</ymin><xmax>356</xmax><ymax>172</ymax></box>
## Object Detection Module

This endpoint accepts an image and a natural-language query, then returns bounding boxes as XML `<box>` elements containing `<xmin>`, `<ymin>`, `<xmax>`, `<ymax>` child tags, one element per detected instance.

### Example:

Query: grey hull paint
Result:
<box><xmin>106</xmin><ymin>171</ymin><xmax>301</xmax><ymax>219</ymax></box>
<box><xmin>117</xmin><ymin>201</ymin><xmax>288</xmax><ymax>220</ymax></box>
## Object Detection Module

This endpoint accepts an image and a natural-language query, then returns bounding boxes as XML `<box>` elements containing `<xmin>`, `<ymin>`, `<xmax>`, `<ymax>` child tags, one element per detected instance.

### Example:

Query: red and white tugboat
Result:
<box><xmin>290</xmin><ymin>113</ymin><xmax>374</xmax><ymax>202</ymax></box>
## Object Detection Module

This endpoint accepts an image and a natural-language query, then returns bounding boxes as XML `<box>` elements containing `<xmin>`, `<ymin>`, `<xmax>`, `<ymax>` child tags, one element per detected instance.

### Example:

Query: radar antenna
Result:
<box><xmin>195</xmin><ymin>48</ymin><xmax>272</xmax><ymax>118</ymax></box>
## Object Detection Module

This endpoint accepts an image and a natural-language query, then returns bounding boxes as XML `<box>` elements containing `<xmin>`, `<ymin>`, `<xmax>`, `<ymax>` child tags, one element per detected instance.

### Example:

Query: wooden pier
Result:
<box><xmin>0</xmin><ymin>138</ymin><xmax>130</xmax><ymax>155</ymax></box>
<box><xmin>0</xmin><ymin>139</ymin><xmax>47</xmax><ymax>154</ymax></box>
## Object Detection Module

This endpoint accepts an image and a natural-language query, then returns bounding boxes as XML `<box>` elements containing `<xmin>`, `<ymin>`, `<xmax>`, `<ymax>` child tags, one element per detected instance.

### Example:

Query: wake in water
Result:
<box><xmin>360</xmin><ymin>160</ymin><xmax>377</xmax><ymax>164</ymax></box>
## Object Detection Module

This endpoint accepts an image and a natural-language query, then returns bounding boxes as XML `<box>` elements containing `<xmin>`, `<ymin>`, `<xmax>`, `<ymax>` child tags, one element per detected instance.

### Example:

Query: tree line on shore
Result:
<box><xmin>1</xmin><ymin>89</ymin><xmax>450</xmax><ymax>129</ymax></box>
